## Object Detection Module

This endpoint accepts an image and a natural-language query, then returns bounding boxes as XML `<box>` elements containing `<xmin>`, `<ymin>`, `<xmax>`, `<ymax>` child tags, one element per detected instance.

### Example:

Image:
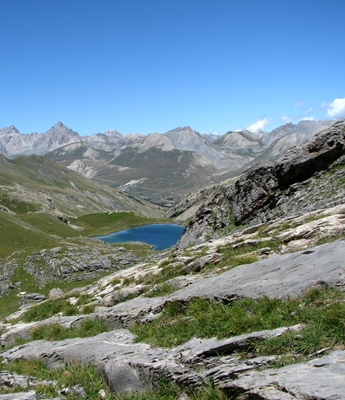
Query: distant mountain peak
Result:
<box><xmin>103</xmin><ymin>130</ymin><xmax>123</xmax><ymax>138</ymax></box>
<box><xmin>0</xmin><ymin>125</ymin><xmax>21</xmax><ymax>136</ymax></box>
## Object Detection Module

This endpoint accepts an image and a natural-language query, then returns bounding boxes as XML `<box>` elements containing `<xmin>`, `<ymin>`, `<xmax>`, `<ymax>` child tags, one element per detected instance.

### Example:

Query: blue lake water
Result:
<box><xmin>94</xmin><ymin>223</ymin><xmax>184</xmax><ymax>250</ymax></box>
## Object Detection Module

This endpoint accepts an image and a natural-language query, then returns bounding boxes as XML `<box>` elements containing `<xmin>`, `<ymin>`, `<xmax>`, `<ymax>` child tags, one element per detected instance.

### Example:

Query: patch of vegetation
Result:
<box><xmin>268</xmin><ymin>220</ymin><xmax>301</xmax><ymax>235</ymax></box>
<box><xmin>30</xmin><ymin>317</ymin><xmax>108</xmax><ymax>341</ymax></box>
<box><xmin>316</xmin><ymin>233</ymin><xmax>345</xmax><ymax>246</ymax></box>
<box><xmin>210</xmin><ymin>240</ymin><xmax>279</xmax><ymax>273</ymax></box>
<box><xmin>0</xmin><ymin>192</ymin><xmax>39</xmax><ymax>214</ymax></box>
<box><xmin>144</xmin><ymin>282</ymin><xmax>176</xmax><ymax>298</ymax></box>
<box><xmin>0</xmin><ymin>358</ymin><xmax>226</xmax><ymax>400</ymax></box>
<box><xmin>75</xmin><ymin>212</ymin><xmax>168</xmax><ymax>236</ymax></box>
<box><xmin>21</xmin><ymin>213</ymin><xmax>81</xmax><ymax>238</ymax></box>
<box><xmin>131</xmin><ymin>287</ymin><xmax>345</xmax><ymax>358</ymax></box>
<box><xmin>0</xmin><ymin>213</ymin><xmax>59</xmax><ymax>259</ymax></box>
<box><xmin>114</xmin><ymin>379</ymin><xmax>229</xmax><ymax>400</ymax></box>
<box><xmin>137</xmin><ymin>263</ymin><xmax>184</xmax><ymax>289</ymax></box>
<box><xmin>111</xmin><ymin>241</ymin><xmax>155</xmax><ymax>258</ymax></box>
<box><xmin>0</xmin><ymin>359</ymin><xmax>111</xmax><ymax>399</ymax></box>
<box><xmin>21</xmin><ymin>298</ymin><xmax>76</xmax><ymax>322</ymax></box>
<box><xmin>21</xmin><ymin>294</ymin><xmax>94</xmax><ymax>322</ymax></box>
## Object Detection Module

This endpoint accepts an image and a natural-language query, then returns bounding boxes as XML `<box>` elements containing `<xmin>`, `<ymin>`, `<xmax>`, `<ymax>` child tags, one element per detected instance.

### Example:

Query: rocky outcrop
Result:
<box><xmin>1</xmin><ymin>237</ymin><xmax>345</xmax><ymax>399</ymax></box>
<box><xmin>22</xmin><ymin>246</ymin><xmax>138</xmax><ymax>288</ymax></box>
<box><xmin>178</xmin><ymin>119</ymin><xmax>345</xmax><ymax>249</ymax></box>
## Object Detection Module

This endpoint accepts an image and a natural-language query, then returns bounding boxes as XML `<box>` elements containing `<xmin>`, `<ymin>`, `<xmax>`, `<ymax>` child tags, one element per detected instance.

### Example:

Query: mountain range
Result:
<box><xmin>0</xmin><ymin>120</ymin><xmax>336</xmax><ymax>205</ymax></box>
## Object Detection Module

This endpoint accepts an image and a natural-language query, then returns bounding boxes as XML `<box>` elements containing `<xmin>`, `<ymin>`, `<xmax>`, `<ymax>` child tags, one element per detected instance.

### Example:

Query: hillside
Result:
<box><xmin>0</xmin><ymin>154</ymin><xmax>167</xmax><ymax>311</ymax></box>
<box><xmin>0</xmin><ymin>120</ymin><xmax>344</xmax><ymax>399</ymax></box>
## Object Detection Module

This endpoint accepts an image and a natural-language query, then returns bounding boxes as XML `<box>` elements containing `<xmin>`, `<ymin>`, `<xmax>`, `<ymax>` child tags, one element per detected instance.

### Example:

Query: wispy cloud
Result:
<box><xmin>326</xmin><ymin>98</ymin><xmax>345</xmax><ymax>118</ymax></box>
<box><xmin>247</xmin><ymin>117</ymin><xmax>269</xmax><ymax>133</ymax></box>
<box><xmin>301</xmin><ymin>116</ymin><xmax>315</xmax><ymax>121</ymax></box>
<box><xmin>281</xmin><ymin>115</ymin><xmax>291</xmax><ymax>122</ymax></box>
<box><xmin>293</xmin><ymin>101</ymin><xmax>303</xmax><ymax>107</ymax></box>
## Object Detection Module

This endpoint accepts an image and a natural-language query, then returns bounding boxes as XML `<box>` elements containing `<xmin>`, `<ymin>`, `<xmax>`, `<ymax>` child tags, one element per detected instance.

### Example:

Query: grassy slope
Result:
<box><xmin>0</xmin><ymin>154</ymin><xmax>168</xmax><ymax>256</ymax></box>
<box><xmin>0</xmin><ymin>154</ymin><xmax>170</xmax><ymax>316</ymax></box>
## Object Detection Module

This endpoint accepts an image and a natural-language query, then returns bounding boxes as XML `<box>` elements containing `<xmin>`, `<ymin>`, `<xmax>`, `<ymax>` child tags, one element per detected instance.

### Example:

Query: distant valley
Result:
<box><xmin>0</xmin><ymin>120</ymin><xmax>334</xmax><ymax>205</ymax></box>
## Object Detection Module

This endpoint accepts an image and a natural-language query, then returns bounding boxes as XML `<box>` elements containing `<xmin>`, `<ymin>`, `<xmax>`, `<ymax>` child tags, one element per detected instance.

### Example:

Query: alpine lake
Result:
<box><xmin>94</xmin><ymin>223</ymin><xmax>184</xmax><ymax>250</ymax></box>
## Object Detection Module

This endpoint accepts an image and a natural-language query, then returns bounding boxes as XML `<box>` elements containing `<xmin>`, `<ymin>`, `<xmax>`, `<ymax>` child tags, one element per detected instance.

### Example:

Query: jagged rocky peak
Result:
<box><xmin>45</xmin><ymin>121</ymin><xmax>80</xmax><ymax>140</ymax></box>
<box><xmin>103</xmin><ymin>129</ymin><xmax>123</xmax><ymax>138</ymax></box>
<box><xmin>166</xmin><ymin>125</ymin><xmax>199</xmax><ymax>138</ymax></box>
<box><xmin>164</xmin><ymin>126</ymin><xmax>208</xmax><ymax>151</ymax></box>
<box><xmin>0</xmin><ymin>125</ymin><xmax>22</xmax><ymax>136</ymax></box>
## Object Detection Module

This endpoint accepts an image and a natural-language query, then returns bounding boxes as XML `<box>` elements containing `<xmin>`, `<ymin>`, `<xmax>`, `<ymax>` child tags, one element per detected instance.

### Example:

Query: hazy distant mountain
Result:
<box><xmin>0</xmin><ymin>119</ymin><xmax>339</xmax><ymax>205</ymax></box>
<box><xmin>0</xmin><ymin>122</ymin><xmax>80</xmax><ymax>157</ymax></box>
<box><xmin>262</xmin><ymin>120</ymin><xmax>333</xmax><ymax>146</ymax></box>
<box><xmin>214</xmin><ymin>130</ymin><xmax>265</xmax><ymax>157</ymax></box>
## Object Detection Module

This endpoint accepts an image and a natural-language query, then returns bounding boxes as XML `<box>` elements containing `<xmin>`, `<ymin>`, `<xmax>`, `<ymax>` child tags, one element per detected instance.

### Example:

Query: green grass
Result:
<box><xmin>75</xmin><ymin>212</ymin><xmax>168</xmax><ymax>236</ymax></box>
<box><xmin>0</xmin><ymin>357</ymin><xmax>230</xmax><ymax>399</ymax></box>
<box><xmin>113</xmin><ymin>379</ymin><xmax>230</xmax><ymax>400</ymax></box>
<box><xmin>0</xmin><ymin>192</ymin><xmax>39</xmax><ymax>214</ymax></box>
<box><xmin>208</xmin><ymin>241</ymin><xmax>281</xmax><ymax>273</ymax></box>
<box><xmin>21</xmin><ymin>298</ymin><xmax>78</xmax><ymax>322</ymax></box>
<box><xmin>316</xmin><ymin>233</ymin><xmax>345</xmax><ymax>246</ymax></box>
<box><xmin>21</xmin><ymin>294</ymin><xmax>94</xmax><ymax>323</ymax></box>
<box><xmin>30</xmin><ymin>317</ymin><xmax>108</xmax><ymax>341</ymax></box>
<box><xmin>144</xmin><ymin>282</ymin><xmax>177</xmax><ymax>298</ymax></box>
<box><xmin>131</xmin><ymin>287</ymin><xmax>345</xmax><ymax>356</ymax></box>
<box><xmin>0</xmin><ymin>359</ymin><xmax>111</xmax><ymax>399</ymax></box>
<box><xmin>21</xmin><ymin>213</ymin><xmax>82</xmax><ymax>237</ymax></box>
<box><xmin>0</xmin><ymin>213</ymin><xmax>59</xmax><ymax>259</ymax></box>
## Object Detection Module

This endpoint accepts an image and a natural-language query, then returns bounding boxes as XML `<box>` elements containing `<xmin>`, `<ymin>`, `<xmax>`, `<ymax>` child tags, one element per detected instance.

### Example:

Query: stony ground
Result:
<box><xmin>0</xmin><ymin>202</ymin><xmax>344</xmax><ymax>399</ymax></box>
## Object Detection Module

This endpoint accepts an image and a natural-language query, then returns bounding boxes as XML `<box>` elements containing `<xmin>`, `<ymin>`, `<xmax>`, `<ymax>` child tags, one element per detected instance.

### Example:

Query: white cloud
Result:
<box><xmin>305</xmin><ymin>108</ymin><xmax>313</xmax><ymax>114</ymax></box>
<box><xmin>293</xmin><ymin>101</ymin><xmax>303</xmax><ymax>107</ymax></box>
<box><xmin>281</xmin><ymin>115</ymin><xmax>290</xmax><ymax>122</ymax></box>
<box><xmin>247</xmin><ymin>117</ymin><xmax>269</xmax><ymax>133</ymax></box>
<box><xmin>301</xmin><ymin>116</ymin><xmax>315</xmax><ymax>121</ymax></box>
<box><xmin>326</xmin><ymin>98</ymin><xmax>345</xmax><ymax>118</ymax></box>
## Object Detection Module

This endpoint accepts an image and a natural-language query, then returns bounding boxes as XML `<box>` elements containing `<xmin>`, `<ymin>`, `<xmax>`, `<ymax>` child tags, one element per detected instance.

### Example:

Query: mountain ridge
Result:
<box><xmin>0</xmin><ymin>120</ymin><xmax>337</xmax><ymax>204</ymax></box>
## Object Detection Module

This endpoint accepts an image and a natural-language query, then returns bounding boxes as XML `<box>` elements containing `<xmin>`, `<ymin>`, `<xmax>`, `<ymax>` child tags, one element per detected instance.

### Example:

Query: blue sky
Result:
<box><xmin>1</xmin><ymin>0</ymin><xmax>345</xmax><ymax>136</ymax></box>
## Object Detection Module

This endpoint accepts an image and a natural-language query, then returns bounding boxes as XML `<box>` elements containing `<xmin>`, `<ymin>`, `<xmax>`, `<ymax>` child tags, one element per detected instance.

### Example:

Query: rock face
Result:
<box><xmin>22</xmin><ymin>246</ymin><xmax>138</xmax><ymax>288</ymax></box>
<box><xmin>177</xmin><ymin>119</ymin><xmax>345</xmax><ymax>249</ymax></box>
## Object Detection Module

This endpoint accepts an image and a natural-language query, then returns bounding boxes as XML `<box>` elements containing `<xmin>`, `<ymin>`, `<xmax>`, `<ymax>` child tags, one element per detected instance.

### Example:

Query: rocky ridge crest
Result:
<box><xmin>177</xmin><ymin>119</ymin><xmax>345</xmax><ymax>249</ymax></box>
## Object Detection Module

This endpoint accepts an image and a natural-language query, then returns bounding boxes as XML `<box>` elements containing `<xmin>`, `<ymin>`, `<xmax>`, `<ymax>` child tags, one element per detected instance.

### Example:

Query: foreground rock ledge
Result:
<box><xmin>1</xmin><ymin>239</ymin><xmax>345</xmax><ymax>398</ymax></box>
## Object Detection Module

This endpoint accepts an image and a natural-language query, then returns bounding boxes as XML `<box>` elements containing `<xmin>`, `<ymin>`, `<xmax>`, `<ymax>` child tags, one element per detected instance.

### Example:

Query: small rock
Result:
<box><xmin>49</xmin><ymin>288</ymin><xmax>64</xmax><ymax>299</ymax></box>
<box><xmin>22</xmin><ymin>293</ymin><xmax>46</xmax><ymax>302</ymax></box>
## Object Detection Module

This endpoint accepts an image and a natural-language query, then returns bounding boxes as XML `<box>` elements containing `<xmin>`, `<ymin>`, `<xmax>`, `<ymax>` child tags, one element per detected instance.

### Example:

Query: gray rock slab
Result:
<box><xmin>169</xmin><ymin>239</ymin><xmax>345</xmax><ymax>302</ymax></box>
<box><xmin>221</xmin><ymin>350</ymin><xmax>345</xmax><ymax>399</ymax></box>
<box><xmin>96</xmin><ymin>296</ymin><xmax>167</xmax><ymax>328</ymax></box>
<box><xmin>0</xmin><ymin>316</ymin><xmax>82</xmax><ymax>347</ymax></box>
<box><xmin>1</xmin><ymin>330</ymin><xmax>187</xmax><ymax>395</ymax></box>
<box><xmin>174</xmin><ymin>324</ymin><xmax>304</xmax><ymax>361</ymax></box>
<box><xmin>0</xmin><ymin>391</ymin><xmax>37</xmax><ymax>400</ymax></box>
